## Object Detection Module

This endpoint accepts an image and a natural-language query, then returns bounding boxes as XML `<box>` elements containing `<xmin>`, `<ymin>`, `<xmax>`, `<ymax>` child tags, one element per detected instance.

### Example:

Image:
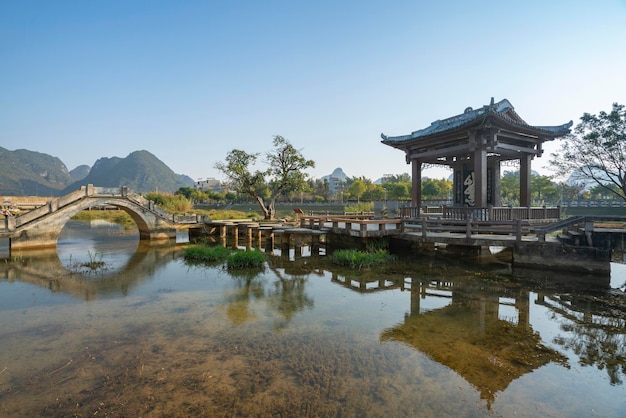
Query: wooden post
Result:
<box><xmin>473</xmin><ymin>147</ymin><xmax>487</xmax><ymax>207</ymax></box>
<box><xmin>585</xmin><ymin>221</ymin><xmax>594</xmax><ymax>246</ymax></box>
<box><xmin>412</xmin><ymin>159</ymin><xmax>422</xmax><ymax>208</ymax></box>
<box><xmin>515</xmin><ymin>219</ymin><xmax>522</xmax><ymax>242</ymax></box>
<box><xmin>520</xmin><ymin>154</ymin><xmax>532</xmax><ymax>207</ymax></box>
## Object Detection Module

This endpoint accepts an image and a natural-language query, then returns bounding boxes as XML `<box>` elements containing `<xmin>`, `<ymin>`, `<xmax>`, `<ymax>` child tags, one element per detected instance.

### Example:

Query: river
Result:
<box><xmin>0</xmin><ymin>220</ymin><xmax>624</xmax><ymax>417</ymax></box>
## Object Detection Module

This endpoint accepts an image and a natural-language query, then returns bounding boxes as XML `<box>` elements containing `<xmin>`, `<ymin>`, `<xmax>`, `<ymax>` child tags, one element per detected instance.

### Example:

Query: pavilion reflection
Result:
<box><xmin>378</xmin><ymin>279</ymin><xmax>569</xmax><ymax>407</ymax></box>
<box><xmin>320</xmin><ymin>270</ymin><xmax>570</xmax><ymax>409</ymax></box>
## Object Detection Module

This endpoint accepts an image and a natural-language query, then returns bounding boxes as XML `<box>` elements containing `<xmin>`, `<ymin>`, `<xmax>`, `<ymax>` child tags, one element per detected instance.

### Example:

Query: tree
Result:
<box><xmin>531</xmin><ymin>175</ymin><xmax>557</xmax><ymax>204</ymax></box>
<box><xmin>422</xmin><ymin>178</ymin><xmax>452</xmax><ymax>200</ymax></box>
<box><xmin>500</xmin><ymin>173</ymin><xmax>520</xmax><ymax>206</ymax></box>
<box><xmin>215</xmin><ymin>136</ymin><xmax>315</xmax><ymax>219</ymax></box>
<box><xmin>551</xmin><ymin>103</ymin><xmax>626</xmax><ymax>201</ymax></box>
<box><xmin>348</xmin><ymin>178</ymin><xmax>368</xmax><ymax>203</ymax></box>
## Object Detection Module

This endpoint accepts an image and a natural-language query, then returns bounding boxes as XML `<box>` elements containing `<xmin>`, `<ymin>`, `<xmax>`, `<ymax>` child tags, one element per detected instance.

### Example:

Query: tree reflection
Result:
<box><xmin>224</xmin><ymin>269</ymin><xmax>266</xmax><ymax>324</ymax></box>
<box><xmin>536</xmin><ymin>293</ymin><xmax>626</xmax><ymax>385</ymax></box>
<box><xmin>221</xmin><ymin>259</ymin><xmax>315</xmax><ymax>329</ymax></box>
<box><xmin>265</xmin><ymin>267</ymin><xmax>314</xmax><ymax>330</ymax></box>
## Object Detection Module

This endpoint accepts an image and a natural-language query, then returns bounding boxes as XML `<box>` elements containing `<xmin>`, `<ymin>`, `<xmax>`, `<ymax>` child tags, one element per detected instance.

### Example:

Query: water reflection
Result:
<box><xmin>381</xmin><ymin>283</ymin><xmax>568</xmax><ymax>408</ymax></box>
<box><xmin>2</xmin><ymin>221</ymin><xmax>185</xmax><ymax>300</ymax></box>
<box><xmin>0</xmin><ymin>223</ymin><xmax>624</xmax><ymax>417</ymax></box>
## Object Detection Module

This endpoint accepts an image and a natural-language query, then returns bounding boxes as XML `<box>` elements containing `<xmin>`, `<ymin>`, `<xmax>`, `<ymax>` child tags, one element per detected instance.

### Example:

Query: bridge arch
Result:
<box><xmin>2</xmin><ymin>185</ymin><xmax>203</xmax><ymax>250</ymax></box>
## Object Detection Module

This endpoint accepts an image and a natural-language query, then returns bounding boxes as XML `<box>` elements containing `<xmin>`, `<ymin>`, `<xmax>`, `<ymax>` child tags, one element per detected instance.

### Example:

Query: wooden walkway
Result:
<box><xmin>298</xmin><ymin>214</ymin><xmax>551</xmax><ymax>247</ymax></box>
<box><xmin>202</xmin><ymin>219</ymin><xmax>326</xmax><ymax>245</ymax></box>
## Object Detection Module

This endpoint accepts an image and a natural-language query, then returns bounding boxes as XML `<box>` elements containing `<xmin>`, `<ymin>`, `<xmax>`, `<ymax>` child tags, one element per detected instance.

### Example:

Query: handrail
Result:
<box><xmin>399</xmin><ymin>205</ymin><xmax>561</xmax><ymax>221</ymax></box>
<box><xmin>2</xmin><ymin>185</ymin><xmax>206</xmax><ymax>232</ymax></box>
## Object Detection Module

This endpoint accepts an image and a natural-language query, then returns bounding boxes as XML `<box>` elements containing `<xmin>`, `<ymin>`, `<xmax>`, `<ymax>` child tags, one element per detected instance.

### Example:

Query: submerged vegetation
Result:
<box><xmin>331</xmin><ymin>249</ymin><xmax>394</xmax><ymax>269</ymax></box>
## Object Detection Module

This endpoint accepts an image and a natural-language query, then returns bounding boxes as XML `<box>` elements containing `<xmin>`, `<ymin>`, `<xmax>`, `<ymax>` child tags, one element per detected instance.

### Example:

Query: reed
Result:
<box><xmin>227</xmin><ymin>249</ymin><xmax>266</xmax><ymax>269</ymax></box>
<box><xmin>183</xmin><ymin>245</ymin><xmax>232</xmax><ymax>262</ymax></box>
<box><xmin>330</xmin><ymin>249</ymin><xmax>393</xmax><ymax>269</ymax></box>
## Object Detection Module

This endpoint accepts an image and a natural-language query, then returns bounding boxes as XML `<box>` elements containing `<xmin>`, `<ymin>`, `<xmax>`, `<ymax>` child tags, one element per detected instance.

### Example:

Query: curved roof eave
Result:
<box><xmin>381</xmin><ymin>99</ymin><xmax>572</xmax><ymax>145</ymax></box>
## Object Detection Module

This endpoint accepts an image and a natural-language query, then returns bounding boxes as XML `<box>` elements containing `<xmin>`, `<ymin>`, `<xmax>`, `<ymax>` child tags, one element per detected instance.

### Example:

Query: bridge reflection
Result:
<box><xmin>0</xmin><ymin>241</ymin><xmax>184</xmax><ymax>300</ymax></box>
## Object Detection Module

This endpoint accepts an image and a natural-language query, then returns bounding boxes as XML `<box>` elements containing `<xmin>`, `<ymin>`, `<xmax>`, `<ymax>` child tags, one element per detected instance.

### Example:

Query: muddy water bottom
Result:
<box><xmin>0</xmin><ymin>221</ymin><xmax>625</xmax><ymax>417</ymax></box>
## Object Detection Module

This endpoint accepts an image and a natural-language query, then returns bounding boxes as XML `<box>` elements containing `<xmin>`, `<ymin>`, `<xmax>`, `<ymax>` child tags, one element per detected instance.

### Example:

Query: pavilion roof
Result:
<box><xmin>381</xmin><ymin>98</ymin><xmax>572</xmax><ymax>146</ymax></box>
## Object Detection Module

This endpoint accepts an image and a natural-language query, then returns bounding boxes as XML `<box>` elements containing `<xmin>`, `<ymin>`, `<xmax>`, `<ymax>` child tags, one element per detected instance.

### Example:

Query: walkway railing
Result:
<box><xmin>399</xmin><ymin>206</ymin><xmax>561</xmax><ymax>222</ymax></box>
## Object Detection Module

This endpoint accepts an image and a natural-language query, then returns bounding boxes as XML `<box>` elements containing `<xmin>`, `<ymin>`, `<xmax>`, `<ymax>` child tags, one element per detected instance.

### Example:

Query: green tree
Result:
<box><xmin>531</xmin><ymin>175</ymin><xmax>556</xmax><ymax>204</ymax></box>
<box><xmin>551</xmin><ymin>103</ymin><xmax>626</xmax><ymax>201</ymax></box>
<box><xmin>215</xmin><ymin>136</ymin><xmax>315</xmax><ymax>219</ymax></box>
<box><xmin>500</xmin><ymin>173</ymin><xmax>520</xmax><ymax>206</ymax></box>
<box><xmin>348</xmin><ymin>178</ymin><xmax>368</xmax><ymax>203</ymax></box>
<box><xmin>422</xmin><ymin>178</ymin><xmax>452</xmax><ymax>199</ymax></box>
<box><xmin>385</xmin><ymin>182</ymin><xmax>410</xmax><ymax>200</ymax></box>
<box><xmin>554</xmin><ymin>182</ymin><xmax>585</xmax><ymax>203</ymax></box>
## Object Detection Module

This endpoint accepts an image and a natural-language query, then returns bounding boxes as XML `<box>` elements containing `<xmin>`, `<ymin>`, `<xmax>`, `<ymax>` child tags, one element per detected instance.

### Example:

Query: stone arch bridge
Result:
<box><xmin>1</xmin><ymin>184</ymin><xmax>206</xmax><ymax>250</ymax></box>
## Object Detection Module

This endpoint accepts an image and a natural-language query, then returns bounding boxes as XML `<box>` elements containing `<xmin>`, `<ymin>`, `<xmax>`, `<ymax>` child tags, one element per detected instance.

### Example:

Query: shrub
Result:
<box><xmin>331</xmin><ymin>249</ymin><xmax>393</xmax><ymax>269</ymax></box>
<box><xmin>145</xmin><ymin>192</ymin><xmax>193</xmax><ymax>213</ymax></box>
<box><xmin>183</xmin><ymin>245</ymin><xmax>231</xmax><ymax>262</ymax></box>
<box><xmin>227</xmin><ymin>249</ymin><xmax>266</xmax><ymax>269</ymax></box>
<box><xmin>344</xmin><ymin>202</ymin><xmax>374</xmax><ymax>213</ymax></box>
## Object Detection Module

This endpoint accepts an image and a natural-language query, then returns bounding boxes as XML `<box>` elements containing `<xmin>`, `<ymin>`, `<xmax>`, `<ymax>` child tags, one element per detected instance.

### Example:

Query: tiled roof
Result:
<box><xmin>381</xmin><ymin>98</ymin><xmax>572</xmax><ymax>143</ymax></box>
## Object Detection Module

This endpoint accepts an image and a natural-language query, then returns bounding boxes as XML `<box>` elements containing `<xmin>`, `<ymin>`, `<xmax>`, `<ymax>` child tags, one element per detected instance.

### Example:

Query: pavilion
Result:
<box><xmin>381</xmin><ymin>98</ymin><xmax>572</xmax><ymax>208</ymax></box>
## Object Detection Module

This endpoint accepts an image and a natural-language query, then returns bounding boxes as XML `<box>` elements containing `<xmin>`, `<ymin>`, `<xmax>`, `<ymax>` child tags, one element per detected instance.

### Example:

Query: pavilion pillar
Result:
<box><xmin>473</xmin><ymin>148</ymin><xmax>487</xmax><ymax>207</ymax></box>
<box><xmin>520</xmin><ymin>154</ymin><xmax>532</xmax><ymax>207</ymax></box>
<box><xmin>411</xmin><ymin>159</ymin><xmax>422</xmax><ymax>208</ymax></box>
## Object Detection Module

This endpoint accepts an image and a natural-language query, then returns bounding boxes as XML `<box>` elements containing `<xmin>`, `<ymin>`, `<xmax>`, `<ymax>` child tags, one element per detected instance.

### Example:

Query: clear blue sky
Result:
<box><xmin>2</xmin><ymin>1</ymin><xmax>625</xmax><ymax>183</ymax></box>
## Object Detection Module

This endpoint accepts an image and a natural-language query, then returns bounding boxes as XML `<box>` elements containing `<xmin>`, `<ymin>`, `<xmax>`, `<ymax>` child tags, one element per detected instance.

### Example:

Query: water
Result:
<box><xmin>0</xmin><ymin>221</ymin><xmax>624</xmax><ymax>417</ymax></box>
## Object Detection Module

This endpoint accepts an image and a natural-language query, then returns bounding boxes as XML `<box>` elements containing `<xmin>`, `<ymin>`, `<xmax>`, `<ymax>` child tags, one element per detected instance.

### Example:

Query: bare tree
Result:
<box><xmin>551</xmin><ymin>103</ymin><xmax>626</xmax><ymax>201</ymax></box>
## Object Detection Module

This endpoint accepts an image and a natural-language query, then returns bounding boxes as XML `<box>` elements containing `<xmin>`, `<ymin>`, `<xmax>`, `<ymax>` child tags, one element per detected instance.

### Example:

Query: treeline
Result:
<box><xmin>173</xmin><ymin>171</ymin><xmax>617</xmax><ymax>207</ymax></box>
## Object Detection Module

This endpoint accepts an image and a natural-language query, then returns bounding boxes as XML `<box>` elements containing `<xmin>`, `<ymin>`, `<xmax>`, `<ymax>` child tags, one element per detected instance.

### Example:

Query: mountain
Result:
<box><xmin>61</xmin><ymin>150</ymin><xmax>194</xmax><ymax>194</ymax></box>
<box><xmin>321</xmin><ymin>167</ymin><xmax>349</xmax><ymax>182</ymax></box>
<box><xmin>0</xmin><ymin>147</ymin><xmax>75</xmax><ymax>195</ymax></box>
<box><xmin>69</xmin><ymin>165</ymin><xmax>91</xmax><ymax>181</ymax></box>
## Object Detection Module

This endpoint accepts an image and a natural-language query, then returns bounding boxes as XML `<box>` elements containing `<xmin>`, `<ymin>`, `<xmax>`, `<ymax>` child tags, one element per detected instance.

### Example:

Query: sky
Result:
<box><xmin>2</xmin><ymin>1</ymin><xmax>625</xmax><ymax>184</ymax></box>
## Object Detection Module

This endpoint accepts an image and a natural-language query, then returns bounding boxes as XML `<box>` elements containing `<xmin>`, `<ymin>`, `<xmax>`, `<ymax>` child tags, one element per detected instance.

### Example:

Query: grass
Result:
<box><xmin>183</xmin><ymin>246</ymin><xmax>266</xmax><ymax>270</ymax></box>
<box><xmin>331</xmin><ymin>249</ymin><xmax>394</xmax><ymax>269</ymax></box>
<box><xmin>71</xmin><ymin>210</ymin><xmax>137</xmax><ymax>228</ymax></box>
<box><xmin>67</xmin><ymin>251</ymin><xmax>108</xmax><ymax>274</ymax></box>
<box><xmin>227</xmin><ymin>249</ymin><xmax>266</xmax><ymax>269</ymax></box>
<box><xmin>183</xmin><ymin>245</ymin><xmax>232</xmax><ymax>262</ymax></box>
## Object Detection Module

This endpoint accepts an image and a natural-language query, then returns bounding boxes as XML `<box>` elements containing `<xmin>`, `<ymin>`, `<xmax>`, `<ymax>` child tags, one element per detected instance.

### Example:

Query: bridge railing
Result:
<box><xmin>2</xmin><ymin>185</ymin><xmax>206</xmax><ymax>232</ymax></box>
<box><xmin>10</xmin><ymin>188</ymin><xmax>89</xmax><ymax>230</ymax></box>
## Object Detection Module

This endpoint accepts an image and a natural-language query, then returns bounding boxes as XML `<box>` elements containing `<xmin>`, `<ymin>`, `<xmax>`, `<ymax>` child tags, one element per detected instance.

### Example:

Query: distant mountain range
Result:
<box><xmin>0</xmin><ymin>147</ymin><xmax>193</xmax><ymax>196</ymax></box>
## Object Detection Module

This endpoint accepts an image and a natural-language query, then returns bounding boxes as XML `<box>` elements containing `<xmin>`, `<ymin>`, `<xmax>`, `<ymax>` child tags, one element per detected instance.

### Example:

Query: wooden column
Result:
<box><xmin>520</xmin><ymin>154</ymin><xmax>532</xmax><ymax>207</ymax></box>
<box><xmin>411</xmin><ymin>159</ymin><xmax>422</xmax><ymax>208</ymax></box>
<box><xmin>473</xmin><ymin>147</ymin><xmax>487</xmax><ymax>207</ymax></box>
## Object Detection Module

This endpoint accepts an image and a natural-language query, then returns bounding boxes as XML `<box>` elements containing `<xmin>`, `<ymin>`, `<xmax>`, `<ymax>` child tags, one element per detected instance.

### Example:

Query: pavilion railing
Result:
<box><xmin>399</xmin><ymin>206</ymin><xmax>561</xmax><ymax>221</ymax></box>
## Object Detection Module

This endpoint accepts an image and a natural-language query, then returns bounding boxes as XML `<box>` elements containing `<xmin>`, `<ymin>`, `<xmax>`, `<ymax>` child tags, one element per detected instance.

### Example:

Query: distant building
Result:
<box><xmin>194</xmin><ymin>178</ymin><xmax>221</xmax><ymax>192</ymax></box>
<box><xmin>321</xmin><ymin>168</ymin><xmax>348</xmax><ymax>194</ymax></box>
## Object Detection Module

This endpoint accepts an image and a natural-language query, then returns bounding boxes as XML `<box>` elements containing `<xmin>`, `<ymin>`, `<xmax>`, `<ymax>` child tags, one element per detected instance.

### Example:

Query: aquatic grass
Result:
<box><xmin>183</xmin><ymin>245</ymin><xmax>232</xmax><ymax>262</ymax></box>
<box><xmin>67</xmin><ymin>251</ymin><xmax>109</xmax><ymax>275</ymax></box>
<box><xmin>331</xmin><ymin>249</ymin><xmax>394</xmax><ymax>269</ymax></box>
<box><xmin>227</xmin><ymin>249</ymin><xmax>266</xmax><ymax>269</ymax></box>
